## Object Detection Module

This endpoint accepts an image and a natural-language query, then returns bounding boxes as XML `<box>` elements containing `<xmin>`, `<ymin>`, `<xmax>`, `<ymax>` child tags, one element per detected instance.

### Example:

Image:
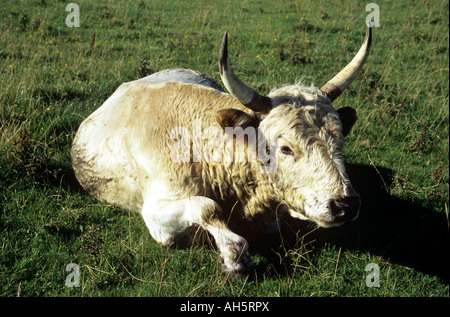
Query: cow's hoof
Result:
<box><xmin>221</xmin><ymin>252</ymin><xmax>254</xmax><ymax>276</ymax></box>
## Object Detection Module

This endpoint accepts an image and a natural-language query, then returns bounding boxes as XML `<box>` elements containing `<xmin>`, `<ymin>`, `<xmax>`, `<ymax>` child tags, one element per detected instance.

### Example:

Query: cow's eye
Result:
<box><xmin>280</xmin><ymin>146</ymin><xmax>294</xmax><ymax>155</ymax></box>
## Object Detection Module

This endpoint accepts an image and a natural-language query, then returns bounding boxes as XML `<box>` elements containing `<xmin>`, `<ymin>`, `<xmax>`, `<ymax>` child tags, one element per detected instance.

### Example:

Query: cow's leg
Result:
<box><xmin>142</xmin><ymin>195</ymin><xmax>253</xmax><ymax>275</ymax></box>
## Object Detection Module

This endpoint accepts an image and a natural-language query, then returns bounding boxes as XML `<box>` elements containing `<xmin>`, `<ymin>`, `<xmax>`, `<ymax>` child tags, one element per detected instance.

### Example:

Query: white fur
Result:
<box><xmin>72</xmin><ymin>69</ymin><xmax>359</xmax><ymax>274</ymax></box>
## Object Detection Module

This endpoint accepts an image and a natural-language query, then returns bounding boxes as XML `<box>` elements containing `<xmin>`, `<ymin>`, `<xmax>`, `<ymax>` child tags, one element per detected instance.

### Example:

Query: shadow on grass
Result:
<box><xmin>254</xmin><ymin>163</ymin><xmax>449</xmax><ymax>284</ymax></box>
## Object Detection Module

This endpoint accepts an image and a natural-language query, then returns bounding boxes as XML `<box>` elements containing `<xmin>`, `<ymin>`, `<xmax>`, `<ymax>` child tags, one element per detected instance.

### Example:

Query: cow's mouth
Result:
<box><xmin>287</xmin><ymin>211</ymin><xmax>344</xmax><ymax>228</ymax></box>
<box><xmin>328</xmin><ymin>195</ymin><xmax>360</xmax><ymax>224</ymax></box>
<box><xmin>316</xmin><ymin>197</ymin><xmax>360</xmax><ymax>228</ymax></box>
<box><xmin>288</xmin><ymin>195</ymin><xmax>360</xmax><ymax>228</ymax></box>
<box><xmin>315</xmin><ymin>218</ymin><xmax>347</xmax><ymax>228</ymax></box>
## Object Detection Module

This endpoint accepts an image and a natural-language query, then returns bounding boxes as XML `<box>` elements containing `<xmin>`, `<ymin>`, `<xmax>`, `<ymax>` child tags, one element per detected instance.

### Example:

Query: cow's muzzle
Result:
<box><xmin>329</xmin><ymin>195</ymin><xmax>360</xmax><ymax>224</ymax></box>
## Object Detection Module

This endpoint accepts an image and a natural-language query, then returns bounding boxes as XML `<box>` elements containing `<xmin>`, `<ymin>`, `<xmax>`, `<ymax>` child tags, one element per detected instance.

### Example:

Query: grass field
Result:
<box><xmin>0</xmin><ymin>0</ymin><xmax>448</xmax><ymax>297</ymax></box>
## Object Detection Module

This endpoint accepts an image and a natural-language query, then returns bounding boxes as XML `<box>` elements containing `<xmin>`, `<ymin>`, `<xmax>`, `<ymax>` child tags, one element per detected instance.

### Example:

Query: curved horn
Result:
<box><xmin>321</xmin><ymin>26</ymin><xmax>372</xmax><ymax>102</ymax></box>
<box><xmin>219</xmin><ymin>32</ymin><xmax>272</xmax><ymax>114</ymax></box>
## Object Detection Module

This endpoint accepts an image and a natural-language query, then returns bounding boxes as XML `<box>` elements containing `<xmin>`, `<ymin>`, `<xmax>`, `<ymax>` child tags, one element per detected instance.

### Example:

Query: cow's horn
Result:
<box><xmin>320</xmin><ymin>26</ymin><xmax>372</xmax><ymax>102</ymax></box>
<box><xmin>219</xmin><ymin>32</ymin><xmax>272</xmax><ymax>114</ymax></box>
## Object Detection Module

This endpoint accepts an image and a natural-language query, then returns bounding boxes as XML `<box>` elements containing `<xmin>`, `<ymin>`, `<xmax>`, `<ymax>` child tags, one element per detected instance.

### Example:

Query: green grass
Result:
<box><xmin>0</xmin><ymin>0</ymin><xmax>448</xmax><ymax>297</ymax></box>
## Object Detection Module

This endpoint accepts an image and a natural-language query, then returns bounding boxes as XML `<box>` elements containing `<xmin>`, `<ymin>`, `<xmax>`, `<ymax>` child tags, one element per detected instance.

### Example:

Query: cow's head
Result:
<box><xmin>217</xmin><ymin>27</ymin><xmax>371</xmax><ymax>227</ymax></box>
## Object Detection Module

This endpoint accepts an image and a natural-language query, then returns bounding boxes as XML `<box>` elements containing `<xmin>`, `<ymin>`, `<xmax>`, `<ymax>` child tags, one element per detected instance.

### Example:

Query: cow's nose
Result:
<box><xmin>329</xmin><ymin>195</ymin><xmax>360</xmax><ymax>222</ymax></box>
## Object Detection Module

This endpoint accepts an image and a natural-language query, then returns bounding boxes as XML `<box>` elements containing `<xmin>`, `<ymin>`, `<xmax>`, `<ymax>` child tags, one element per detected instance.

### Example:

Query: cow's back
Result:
<box><xmin>133</xmin><ymin>68</ymin><xmax>224</xmax><ymax>91</ymax></box>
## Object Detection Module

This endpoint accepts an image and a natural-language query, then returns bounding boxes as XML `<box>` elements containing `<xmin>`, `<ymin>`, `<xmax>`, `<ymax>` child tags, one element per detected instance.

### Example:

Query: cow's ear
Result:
<box><xmin>337</xmin><ymin>107</ymin><xmax>357</xmax><ymax>136</ymax></box>
<box><xmin>216</xmin><ymin>108</ymin><xmax>259</xmax><ymax>130</ymax></box>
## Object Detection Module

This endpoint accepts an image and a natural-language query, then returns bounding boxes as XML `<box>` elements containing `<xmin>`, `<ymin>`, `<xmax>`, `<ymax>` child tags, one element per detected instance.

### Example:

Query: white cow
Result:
<box><xmin>72</xmin><ymin>28</ymin><xmax>371</xmax><ymax>274</ymax></box>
